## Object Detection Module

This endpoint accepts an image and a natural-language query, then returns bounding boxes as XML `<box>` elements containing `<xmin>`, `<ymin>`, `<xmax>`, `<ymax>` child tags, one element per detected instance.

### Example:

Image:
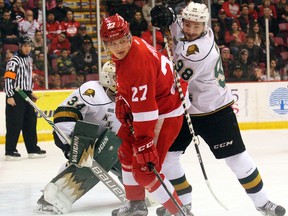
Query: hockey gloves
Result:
<box><xmin>115</xmin><ymin>94</ymin><xmax>133</xmax><ymax>128</ymax></box>
<box><xmin>133</xmin><ymin>137</ymin><xmax>159</xmax><ymax>172</ymax></box>
<box><xmin>150</xmin><ymin>5</ymin><xmax>175</xmax><ymax>29</ymax></box>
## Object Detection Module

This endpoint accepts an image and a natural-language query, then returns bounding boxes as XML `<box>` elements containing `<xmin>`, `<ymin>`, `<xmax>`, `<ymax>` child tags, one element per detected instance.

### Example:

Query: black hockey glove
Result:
<box><xmin>150</xmin><ymin>5</ymin><xmax>175</xmax><ymax>29</ymax></box>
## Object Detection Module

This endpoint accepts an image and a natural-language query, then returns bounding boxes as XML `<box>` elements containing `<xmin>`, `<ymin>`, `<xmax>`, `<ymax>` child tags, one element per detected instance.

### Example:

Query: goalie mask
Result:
<box><xmin>182</xmin><ymin>2</ymin><xmax>209</xmax><ymax>27</ymax></box>
<box><xmin>100</xmin><ymin>61</ymin><xmax>116</xmax><ymax>92</ymax></box>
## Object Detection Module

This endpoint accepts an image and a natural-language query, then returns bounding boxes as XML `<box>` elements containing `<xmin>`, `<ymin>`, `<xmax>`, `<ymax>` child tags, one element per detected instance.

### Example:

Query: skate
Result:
<box><xmin>112</xmin><ymin>200</ymin><xmax>148</xmax><ymax>216</ymax></box>
<box><xmin>28</xmin><ymin>149</ymin><xmax>46</xmax><ymax>159</ymax></box>
<box><xmin>156</xmin><ymin>203</ymin><xmax>194</xmax><ymax>216</ymax></box>
<box><xmin>5</xmin><ymin>151</ymin><xmax>21</xmax><ymax>161</ymax></box>
<box><xmin>35</xmin><ymin>195</ymin><xmax>62</xmax><ymax>214</ymax></box>
<box><xmin>257</xmin><ymin>200</ymin><xmax>286</xmax><ymax>216</ymax></box>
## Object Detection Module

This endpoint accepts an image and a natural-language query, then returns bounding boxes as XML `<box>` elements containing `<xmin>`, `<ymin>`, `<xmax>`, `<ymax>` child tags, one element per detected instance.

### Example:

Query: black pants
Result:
<box><xmin>5</xmin><ymin>91</ymin><xmax>40</xmax><ymax>154</ymax></box>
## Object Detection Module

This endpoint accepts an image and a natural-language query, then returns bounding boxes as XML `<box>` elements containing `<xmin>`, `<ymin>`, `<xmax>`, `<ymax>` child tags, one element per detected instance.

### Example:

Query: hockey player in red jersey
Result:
<box><xmin>100</xmin><ymin>14</ymin><xmax>193</xmax><ymax>216</ymax></box>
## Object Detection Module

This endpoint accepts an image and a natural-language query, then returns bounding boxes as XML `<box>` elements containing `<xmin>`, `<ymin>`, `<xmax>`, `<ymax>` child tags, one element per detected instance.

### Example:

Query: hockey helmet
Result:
<box><xmin>18</xmin><ymin>36</ymin><xmax>33</xmax><ymax>46</ymax></box>
<box><xmin>100</xmin><ymin>14</ymin><xmax>130</xmax><ymax>42</ymax></box>
<box><xmin>100</xmin><ymin>61</ymin><xmax>116</xmax><ymax>92</ymax></box>
<box><xmin>182</xmin><ymin>2</ymin><xmax>209</xmax><ymax>25</ymax></box>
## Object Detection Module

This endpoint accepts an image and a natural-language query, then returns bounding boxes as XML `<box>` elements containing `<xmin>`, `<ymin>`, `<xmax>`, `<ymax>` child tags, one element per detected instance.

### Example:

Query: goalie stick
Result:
<box><xmin>161</xmin><ymin>28</ymin><xmax>229</xmax><ymax>211</ymax></box>
<box><xmin>15</xmin><ymin>87</ymin><xmax>127</xmax><ymax>204</ymax></box>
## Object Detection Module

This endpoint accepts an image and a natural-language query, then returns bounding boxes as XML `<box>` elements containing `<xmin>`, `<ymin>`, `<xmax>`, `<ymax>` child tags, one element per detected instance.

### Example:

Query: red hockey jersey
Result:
<box><xmin>115</xmin><ymin>37</ymin><xmax>188</xmax><ymax>139</ymax></box>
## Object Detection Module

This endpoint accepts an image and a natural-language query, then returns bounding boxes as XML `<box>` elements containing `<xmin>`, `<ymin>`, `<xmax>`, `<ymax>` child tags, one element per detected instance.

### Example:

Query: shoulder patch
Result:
<box><xmin>83</xmin><ymin>88</ymin><xmax>95</xmax><ymax>97</ymax></box>
<box><xmin>186</xmin><ymin>44</ymin><xmax>199</xmax><ymax>56</ymax></box>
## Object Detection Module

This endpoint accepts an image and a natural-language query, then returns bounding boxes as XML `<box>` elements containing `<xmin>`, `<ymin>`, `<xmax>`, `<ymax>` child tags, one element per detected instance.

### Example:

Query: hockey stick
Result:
<box><xmin>161</xmin><ymin>29</ymin><xmax>229</xmax><ymax>211</ymax></box>
<box><xmin>15</xmin><ymin>87</ymin><xmax>127</xmax><ymax>204</ymax></box>
<box><xmin>148</xmin><ymin>163</ymin><xmax>187</xmax><ymax>216</ymax></box>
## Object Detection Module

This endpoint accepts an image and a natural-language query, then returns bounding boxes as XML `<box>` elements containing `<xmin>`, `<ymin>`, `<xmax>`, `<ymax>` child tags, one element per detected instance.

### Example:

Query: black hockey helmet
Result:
<box><xmin>18</xmin><ymin>36</ymin><xmax>33</xmax><ymax>46</ymax></box>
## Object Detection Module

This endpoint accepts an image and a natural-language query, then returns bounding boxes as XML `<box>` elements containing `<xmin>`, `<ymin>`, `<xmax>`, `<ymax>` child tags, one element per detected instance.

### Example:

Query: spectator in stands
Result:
<box><xmin>70</xmin><ymin>23</ymin><xmax>93</xmax><ymax>54</ymax></box>
<box><xmin>32</xmin><ymin>71</ymin><xmax>45</xmax><ymax>90</ymax></box>
<box><xmin>238</xmin><ymin>4</ymin><xmax>255</xmax><ymax>34</ymax></box>
<box><xmin>129</xmin><ymin>10</ymin><xmax>147</xmax><ymax>37</ymax></box>
<box><xmin>61</xmin><ymin>8</ymin><xmax>80</xmax><ymax>46</ymax></box>
<box><xmin>240</xmin><ymin>35</ymin><xmax>263</xmax><ymax>65</ymax></box>
<box><xmin>65</xmin><ymin>72</ymin><xmax>86</xmax><ymax>88</ymax></box>
<box><xmin>277</xmin><ymin>2</ymin><xmax>288</xmax><ymax>23</ymax></box>
<box><xmin>217</xmin><ymin>9</ymin><xmax>232</xmax><ymax>36</ymax></box>
<box><xmin>32</xmin><ymin>29</ymin><xmax>43</xmax><ymax>56</ymax></box>
<box><xmin>229</xmin><ymin>64</ymin><xmax>248</xmax><ymax>82</ymax></box>
<box><xmin>258</xmin><ymin>7</ymin><xmax>280</xmax><ymax>38</ymax></box>
<box><xmin>221</xmin><ymin>0</ymin><xmax>240</xmax><ymax>19</ymax></box>
<box><xmin>113</xmin><ymin>0</ymin><xmax>141</xmax><ymax>23</ymax></box>
<box><xmin>212</xmin><ymin>21</ymin><xmax>226</xmax><ymax>49</ymax></box>
<box><xmin>0</xmin><ymin>10</ymin><xmax>19</xmax><ymax>45</ymax></box>
<box><xmin>221</xmin><ymin>47</ymin><xmax>235</xmax><ymax>81</ymax></box>
<box><xmin>33</xmin><ymin>51</ymin><xmax>53</xmax><ymax>74</ymax></box>
<box><xmin>72</xmin><ymin>36</ymin><xmax>98</xmax><ymax>75</ymax></box>
<box><xmin>0</xmin><ymin>0</ymin><xmax>10</xmax><ymax>21</ymax></box>
<box><xmin>31</xmin><ymin>0</ymin><xmax>44</xmax><ymax>25</ymax></box>
<box><xmin>50</xmin><ymin>0</ymin><xmax>70</xmax><ymax>22</ymax></box>
<box><xmin>48</xmin><ymin>31</ymin><xmax>71</xmax><ymax>59</ymax></box>
<box><xmin>49</xmin><ymin>73</ymin><xmax>63</xmax><ymax>89</ymax></box>
<box><xmin>57</xmin><ymin>48</ymin><xmax>76</xmax><ymax>76</ymax></box>
<box><xmin>10</xmin><ymin>0</ymin><xmax>26</xmax><ymax>21</ymax></box>
<box><xmin>238</xmin><ymin>48</ymin><xmax>257</xmax><ymax>79</ymax></box>
<box><xmin>46</xmin><ymin>10</ymin><xmax>61</xmax><ymax>43</ymax></box>
<box><xmin>142</xmin><ymin>0</ymin><xmax>153</xmax><ymax>23</ymax></box>
<box><xmin>18</xmin><ymin>9</ymin><xmax>41</xmax><ymax>39</ymax></box>
<box><xmin>248</xmin><ymin>21</ymin><xmax>278</xmax><ymax>63</ymax></box>
<box><xmin>250</xmin><ymin>67</ymin><xmax>267</xmax><ymax>81</ymax></box>
<box><xmin>46</xmin><ymin>0</ymin><xmax>56</xmax><ymax>10</ymax></box>
<box><xmin>211</xmin><ymin>0</ymin><xmax>225</xmax><ymax>22</ymax></box>
<box><xmin>259</xmin><ymin>0</ymin><xmax>277</xmax><ymax>19</ymax></box>
<box><xmin>248</xmin><ymin>1</ymin><xmax>259</xmax><ymax>20</ymax></box>
<box><xmin>267</xmin><ymin>59</ymin><xmax>282</xmax><ymax>81</ymax></box>
<box><xmin>141</xmin><ymin>21</ymin><xmax>165</xmax><ymax>53</ymax></box>
<box><xmin>224</xmin><ymin>20</ymin><xmax>246</xmax><ymax>59</ymax></box>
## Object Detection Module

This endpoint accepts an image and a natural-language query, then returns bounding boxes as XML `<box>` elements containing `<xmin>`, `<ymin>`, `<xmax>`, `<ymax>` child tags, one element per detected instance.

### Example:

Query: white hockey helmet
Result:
<box><xmin>182</xmin><ymin>2</ymin><xmax>209</xmax><ymax>25</ymax></box>
<box><xmin>100</xmin><ymin>61</ymin><xmax>116</xmax><ymax>92</ymax></box>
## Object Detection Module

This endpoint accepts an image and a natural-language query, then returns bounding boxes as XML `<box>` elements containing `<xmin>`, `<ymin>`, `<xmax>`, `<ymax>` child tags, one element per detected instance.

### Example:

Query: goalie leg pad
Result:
<box><xmin>44</xmin><ymin>182</ymin><xmax>73</xmax><ymax>214</ymax></box>
<box><xmin>69</xmin><ymin>121</ymin><xmax>100</xmax><ymax>167</ymax></box>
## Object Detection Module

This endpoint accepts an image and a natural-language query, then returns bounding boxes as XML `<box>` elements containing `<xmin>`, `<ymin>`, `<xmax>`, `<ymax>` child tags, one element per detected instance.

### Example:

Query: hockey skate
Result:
<box><xmin>112</xmin><ymin>200</ymin><xmax>148</xmax><ymax>216</ymax></box>
<box><xmin>35</xmin><ymin>195</ymin><xmax>62</xmax><ymax>214</ymax></box>
<box><xmin>156</xmin><ymin>203</ymin><xmax>194</xmax><ymax>216</ymax></box>
<box><xmin>257</xmin><ymin>200</ymin><xmax>286</xmax><ymax>216</ymax></box>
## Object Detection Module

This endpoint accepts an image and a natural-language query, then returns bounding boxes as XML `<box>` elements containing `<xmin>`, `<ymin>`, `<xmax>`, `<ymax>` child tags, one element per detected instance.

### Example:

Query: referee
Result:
<box><xmin>4</xmin><ymin>36</ymin><xmax>46</xmax><ymax>160</ymax></box>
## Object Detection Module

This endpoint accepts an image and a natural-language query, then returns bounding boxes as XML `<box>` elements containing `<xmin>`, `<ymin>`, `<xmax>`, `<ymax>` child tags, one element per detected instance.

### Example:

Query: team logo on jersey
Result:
<box><xmin>83</xmin><ymin>88</ymin><xmax>95</xmax><ymax>97</ymax></box>
<box><xmin>186</xmin><ymin>44</ymin><xmax>199</xmax><ymax>56</ymax></box>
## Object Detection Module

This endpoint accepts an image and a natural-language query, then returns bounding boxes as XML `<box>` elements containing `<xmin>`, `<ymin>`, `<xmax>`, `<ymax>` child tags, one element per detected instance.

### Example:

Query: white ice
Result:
<box><xmin>0</xmin><ymin>129</ymin><xmax>287</xmax><ymax>216</ymax></box>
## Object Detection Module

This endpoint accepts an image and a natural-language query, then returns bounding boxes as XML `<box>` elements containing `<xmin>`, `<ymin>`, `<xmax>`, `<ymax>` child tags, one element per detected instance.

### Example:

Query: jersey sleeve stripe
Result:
<box><xmin>133</xmin><ymin>110</ymin><xmax>158</xmax><ymax>122</ymax></box>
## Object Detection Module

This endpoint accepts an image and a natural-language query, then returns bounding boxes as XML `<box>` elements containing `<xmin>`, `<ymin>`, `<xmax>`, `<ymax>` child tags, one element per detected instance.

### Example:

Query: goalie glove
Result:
<box><xmin>132</xmin><ymin>137</ymin><xmax>159</xmax><ymax>172</ymax></box>
<box><xmin>115</xmin><ymin>94</ymin><xmax>133</xmax><ymax>128</ymax></box>
<box><xmin>150</xmin><ymin>5</ymin><xmax>175</xmax><ymax>29</ymax></box>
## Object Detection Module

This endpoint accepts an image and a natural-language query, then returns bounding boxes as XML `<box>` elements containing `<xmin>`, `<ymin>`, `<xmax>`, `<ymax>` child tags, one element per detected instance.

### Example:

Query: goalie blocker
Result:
<box><xmin>37</xmin><ymin>121</ymin><xmax>124</xmax><ymax>214</ymax></box>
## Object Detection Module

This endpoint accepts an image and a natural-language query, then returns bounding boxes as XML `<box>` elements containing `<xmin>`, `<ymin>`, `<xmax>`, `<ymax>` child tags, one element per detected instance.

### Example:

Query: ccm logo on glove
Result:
<box><xmin>137</xmin><ymin>140</ymin><xmax>154</xmax><ymax>152</ymax></box>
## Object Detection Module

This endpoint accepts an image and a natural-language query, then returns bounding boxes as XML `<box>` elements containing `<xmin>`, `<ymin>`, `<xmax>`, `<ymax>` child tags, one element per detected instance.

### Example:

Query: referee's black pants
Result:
<box><xmin>5</xmin><ymin>91</ymin><xmax>40</xmax><ymax>155</ymax></box>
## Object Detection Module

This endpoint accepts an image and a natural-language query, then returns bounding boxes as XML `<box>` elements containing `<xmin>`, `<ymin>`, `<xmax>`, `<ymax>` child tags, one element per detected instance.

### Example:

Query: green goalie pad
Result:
<box><xmin>48</xmin><ymin>122</ymin><xmax>122</xmax><ymax>205</ymax></box>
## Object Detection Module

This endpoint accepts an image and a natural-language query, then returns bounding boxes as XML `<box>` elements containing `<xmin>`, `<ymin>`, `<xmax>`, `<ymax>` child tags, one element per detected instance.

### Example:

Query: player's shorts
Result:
<box><xmin>169</xmin><ymin>106</ymin><xmax>246</xmax><ymax>159</ymax></box>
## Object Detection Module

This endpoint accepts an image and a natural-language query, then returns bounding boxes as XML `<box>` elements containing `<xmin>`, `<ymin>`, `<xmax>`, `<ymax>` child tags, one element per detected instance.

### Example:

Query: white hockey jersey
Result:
<box><xmin>170</xmin><ymin>20</ymin><xmax>234</xmax><ymax>115</ymax></box>
<box><xmin>54</xmin><ymin>81</ymin><xmax>121</xmax><ymax>143</ymax></box>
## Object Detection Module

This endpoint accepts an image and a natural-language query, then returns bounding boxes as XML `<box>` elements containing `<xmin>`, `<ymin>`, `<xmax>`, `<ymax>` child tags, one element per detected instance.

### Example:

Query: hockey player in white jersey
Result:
<box><xmin>36</xmin><ymin>61</ymin><xmax>124</xmax><ymax>214</ymax></box>
<box><xmin>151</xmin><ymin>2</ymin><xmax>286</xmax><ymax>216</ymax></box>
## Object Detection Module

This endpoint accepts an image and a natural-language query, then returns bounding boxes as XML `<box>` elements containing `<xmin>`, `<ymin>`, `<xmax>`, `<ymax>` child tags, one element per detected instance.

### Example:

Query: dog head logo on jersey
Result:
<box><xmin>83</xmin><ymin>88</ymin><xmax>95</xmax><ymax>97</ymax></box>
<box><xmin>186</xmin><ymin>44</ymin><xmax>199</xmax><ymax>56</ymax></box>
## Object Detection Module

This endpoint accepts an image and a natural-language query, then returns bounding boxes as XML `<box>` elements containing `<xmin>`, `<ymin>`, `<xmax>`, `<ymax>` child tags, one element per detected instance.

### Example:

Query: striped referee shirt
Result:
<box><xmin>4</xmin><ymin>52</ymin><xmax>33</xmax><ymax>98</ymax></box>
